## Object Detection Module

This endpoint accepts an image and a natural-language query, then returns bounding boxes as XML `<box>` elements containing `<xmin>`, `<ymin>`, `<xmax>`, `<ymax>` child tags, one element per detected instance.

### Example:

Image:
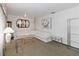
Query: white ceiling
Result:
<box><xmin>2</xmin><ymin>3</ymin><xmax>79</xmax><ymax>17</ymax></box>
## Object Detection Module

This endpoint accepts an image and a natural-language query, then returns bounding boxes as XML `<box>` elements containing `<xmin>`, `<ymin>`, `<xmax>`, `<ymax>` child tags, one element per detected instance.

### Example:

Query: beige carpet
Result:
<box><xmin>5</xmin><ymin>37</ymin><xmax>79</xmax><ymax>56</ymax></box>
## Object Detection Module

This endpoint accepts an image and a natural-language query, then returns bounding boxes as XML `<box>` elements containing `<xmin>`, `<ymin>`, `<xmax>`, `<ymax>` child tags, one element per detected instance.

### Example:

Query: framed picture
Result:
<box><xmin>41</xmin><ymin>17</ymin><xmax>52</xmax><ymax>29</ymax></box>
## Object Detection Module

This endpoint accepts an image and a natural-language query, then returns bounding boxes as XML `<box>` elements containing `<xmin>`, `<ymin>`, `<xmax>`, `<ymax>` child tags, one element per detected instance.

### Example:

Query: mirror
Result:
<box><xmin>16</xmin><ymin>19</ymin><xmax>30</xmax><ymax>28</ymax></box>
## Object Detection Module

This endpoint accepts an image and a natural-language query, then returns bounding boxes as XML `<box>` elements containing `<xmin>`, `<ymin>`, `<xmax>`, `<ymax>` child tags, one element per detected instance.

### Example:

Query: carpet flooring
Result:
<box><xmin>5</xmin><ymin>37</ymin><xmax>79</xmax><ymax>56</ymax></box>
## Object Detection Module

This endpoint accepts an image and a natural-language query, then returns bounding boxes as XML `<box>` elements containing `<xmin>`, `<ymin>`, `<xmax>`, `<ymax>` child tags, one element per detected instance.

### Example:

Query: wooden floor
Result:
<box><xmin>5</xmin><ymin>37</ymin><xmax>79</xmax><ymax>56</ymax></box>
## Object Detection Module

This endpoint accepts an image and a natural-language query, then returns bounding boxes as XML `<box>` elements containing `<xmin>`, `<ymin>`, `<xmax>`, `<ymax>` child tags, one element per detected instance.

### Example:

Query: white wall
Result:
<box><xmin>0</xmin><ymin>6</ymin><xmax>5</xmax><ymax>56</ymax></box>
<box><xmin>7</xmin><ymin>15</ymin><xmax>34</xmax><ymax>39</ymax></box>
<box><xmin>36</xmin><ymin>6</ymin><xmax>79</xmax><ymax>45</ymax></box>
<box><xmin>54</xmin><ymin>6</ymin><xmax>79</xmax><ymax>44</ymax></box>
